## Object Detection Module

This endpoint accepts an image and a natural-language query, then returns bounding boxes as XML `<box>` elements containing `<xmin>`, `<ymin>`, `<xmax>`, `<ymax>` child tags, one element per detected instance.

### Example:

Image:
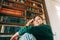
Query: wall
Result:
<box><xmin>45</xmin><ymin>0</ymin><xmax>60</xmax><ymax>40</ymax></box>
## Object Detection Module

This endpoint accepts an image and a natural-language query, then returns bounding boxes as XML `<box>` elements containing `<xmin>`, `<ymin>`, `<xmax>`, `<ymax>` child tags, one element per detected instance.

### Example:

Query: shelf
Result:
<box><xmin>7</xmin><ymin>0</ymin><xmax>26</xmax><ymax>6</ymax></box>
<box><xmin>28</xmin><ymin>0</ymin><xmax>41</xmax><ymax>5</ymax></box>
<box><xmin>2</xmin><ymin>4</ymin><xmax>26</xmax><ymax>11</ymax></box>
<box><xmin>0</xmin><ymin>34</ymin><xmax>13</xmax><ymax>37</ymax></box>
<box><xmin>5</xmin><ymin>0</ymin><xmax>41</xmax><ymax>9</ymax></box>
<box><xmin>0</xmin><ymin>0</ymin><xmax>47</xmax><ymax>37</ymax></box>
<box><xmin>0</xmin><ymin>33</ymin><xmax>14</xmax><ymax>37</ymax></box>
<box><xmin>0</xmin><ymin>12</ymin><xmax>24</xmax><ymax>18</ymax></box>
<box><xmin>0</xmin><ymin>35</ymin><xmax>12</xmax><ymax>37</ymax></box>
<box><xmin>0</xmin><ymin>22</ymin><xmax>25</xmax><ymax>26</ymax></box>
<box><xmin>0</xmin><ymin>33</ymin><xmax>14</xmax><ymax>35</ymax></box>
<box><xmin>27</xmin><ymin>5</ymin><xmax>42</xmax><ymax>9</ymax></box>
<box><xmin>0</xmin><ymin>8</ymin><xmax>25</xmax><ymax>18</ymax></box>
<box><xmin>26</xmin><ymin>16</ymin><xmax>33</xmax><ymax>19</ymax></box>
<box><xmin>27</xmin><ymin>4</ymin><xmax>39</xmax><ymax>9</ymax></box>
<box><xmin>27</xmin><ymin>10</ymin><xmax>42</xmax><ymax>14</ymax></box>
<box><xmin>0</xmin><ymin>13</ymin><xmax>25</xmax><ymax>18</ymax></box>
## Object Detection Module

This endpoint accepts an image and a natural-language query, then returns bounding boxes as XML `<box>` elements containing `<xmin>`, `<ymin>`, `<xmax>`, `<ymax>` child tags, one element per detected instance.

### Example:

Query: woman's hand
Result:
<box><xmin>10</xmin><ymin>32</ymin><xmax>19</xmax><ymax>40</ymax></box>
<box><xmin>26</xmin><ymin>19</ymin><xmax>34</xmax><ymax>26</ymax></box>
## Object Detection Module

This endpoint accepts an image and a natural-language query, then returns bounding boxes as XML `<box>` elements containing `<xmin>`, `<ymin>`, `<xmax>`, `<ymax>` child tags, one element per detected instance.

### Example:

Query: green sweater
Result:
<box><xmin>18</xmin><ymin>24</ymin><xmax>53</xmax><ymax>40</ymax></box>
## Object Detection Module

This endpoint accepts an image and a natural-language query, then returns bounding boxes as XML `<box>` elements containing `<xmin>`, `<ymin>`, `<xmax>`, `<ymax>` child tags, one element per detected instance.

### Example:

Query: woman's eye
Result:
<box><xmin>38</xmin><ymin>19</ymin><xmax>40</xmax><ymax>20</ymax></box>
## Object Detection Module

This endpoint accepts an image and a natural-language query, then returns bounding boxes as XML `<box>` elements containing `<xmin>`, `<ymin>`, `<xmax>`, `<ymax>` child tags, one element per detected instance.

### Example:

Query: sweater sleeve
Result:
<box><xmin>18</xmin><ymin>26</ymin><xmax>32</xmax><ymax>36</ymax></box>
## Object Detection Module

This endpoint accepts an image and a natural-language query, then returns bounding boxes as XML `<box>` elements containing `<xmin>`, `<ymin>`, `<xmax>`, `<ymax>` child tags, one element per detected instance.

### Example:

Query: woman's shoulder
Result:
<box><xmin>38</xmin><ymin>24</ymin><xmax>51</xmax><ymax>29</ymax></box>
<box><xmin>41</xmin><ymin>24</ymin><xmax>50</xmax><ymax>26</ymax></box>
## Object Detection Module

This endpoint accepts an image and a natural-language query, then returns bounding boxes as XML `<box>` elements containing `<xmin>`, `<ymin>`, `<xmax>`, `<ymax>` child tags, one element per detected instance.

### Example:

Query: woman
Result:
<box><xmin>10</xmin><ymin>16</ymin><xmax>53</xmax><ymax>40</ymax></box>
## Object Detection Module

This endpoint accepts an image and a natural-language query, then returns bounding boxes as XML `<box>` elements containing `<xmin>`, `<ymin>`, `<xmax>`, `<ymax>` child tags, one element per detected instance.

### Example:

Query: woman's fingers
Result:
<box><xmin>26</xmin><ymin>19</ymin><xmax>34</xmax><ymax>26</ymax></box>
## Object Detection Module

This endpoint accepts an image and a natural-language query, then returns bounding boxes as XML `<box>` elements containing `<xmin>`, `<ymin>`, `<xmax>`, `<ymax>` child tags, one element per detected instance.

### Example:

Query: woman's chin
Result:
<box><xmin>34</xmin><ymin>24</ymin><xmax>40</xmax><ymax>26</ymax></box>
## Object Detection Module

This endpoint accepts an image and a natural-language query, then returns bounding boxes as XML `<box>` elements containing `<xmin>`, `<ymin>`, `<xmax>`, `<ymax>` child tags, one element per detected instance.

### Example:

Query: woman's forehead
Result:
<box><xmin>35</xmin><ymin>16</ymin><xmax>40</xmax><ymax>19</ymax></box>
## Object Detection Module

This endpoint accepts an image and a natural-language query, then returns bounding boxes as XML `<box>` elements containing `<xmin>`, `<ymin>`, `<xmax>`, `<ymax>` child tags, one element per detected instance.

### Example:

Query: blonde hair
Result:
<box><xmin>34</xmin><ymin>15</ymin><xmax>43</xmax><ymax>20</ymax></box>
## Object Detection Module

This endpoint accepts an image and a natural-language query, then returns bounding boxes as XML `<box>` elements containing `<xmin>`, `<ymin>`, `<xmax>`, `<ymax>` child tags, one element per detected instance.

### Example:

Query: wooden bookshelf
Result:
<box><xmin>1</xmin><ymin>4</ymin><xmax>26</xmax><ymax>11</ymax></box>
<box><xmin>27</xmin><ymin>10</ymin><xmax>40</xmax><ymax>14</ymax></box>
<box><xmin>0</xmin><ymin>0</ymin><xmax>49</xmax><ymax>38</ymax></box>
<box><xmin>0</xmin><ymin>22</ymin><xmax>25</xmax><ymax>26</ymax></box>
<box><xmin>0</xmin><ymin>34</ymin><xmax>13</xmax><ymax>37</ymax></box>
<box><xmin>28</xmin><ymin>0</ymin><xmax>41</xmax><ymax>5</ymax></box>
<box><xmin>7</xmin><ymin>0</ymin><xmax>27</xmax><ymax>6</ymax></box>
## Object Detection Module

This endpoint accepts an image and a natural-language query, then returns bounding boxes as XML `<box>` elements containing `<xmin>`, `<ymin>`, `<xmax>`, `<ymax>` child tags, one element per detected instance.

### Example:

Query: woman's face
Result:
<box><xmin>33</xmin><ymin>16</ymin><xmax>43</xmax><ymax>26</ymax></box>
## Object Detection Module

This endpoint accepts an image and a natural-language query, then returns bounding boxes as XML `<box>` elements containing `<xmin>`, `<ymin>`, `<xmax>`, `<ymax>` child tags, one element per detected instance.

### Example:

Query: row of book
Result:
<box><xmin>3</xmin><ymin>0</ymin><xmax>26</xmax><ymax>3</ymax></box>
<box><xmin>0</xmin><ymin>1</ymin><xmax>1</xmax><ymax>4</ymax></box>
<box><xmin>8</xmin><ymin>0</ymin><xmax>42</xmax><ymax>8</ymax></box>
<box><xmin>27</xmin><ymin>6</ymin><xmax>39</xmax><ymax>13</ymax></box>
<box><xmin>4</xmin><ymin>0</ymin><xmax>42</xmax><ymax>8</ymax></box>
<box><xmin>0</xmin><ymin>16</ymin><xmax>26</xmax><ymax>24</ymax></box>
<box><xmin>0</xmin><ymin>37</ymin><xmax>10</xmax><ymax>40</ymax></box>
<box><xmin>3</xmin><ymin>1</ymin><xmax>26</xmax><ymax>10</ymax></box>
<box><xmin>1</xmin><ymin>8</ymin><xmax>23</xmax><ymax>16</ymax></box>
<box><xmin>3</xmin><ymin>0</ymin><xmax>42</xmax><ymax>13</ymax></box>
<box><xmin>9</xmin><ymin>0</ymin><xmax>26</xmax><ymax>3</ymax></box>
<box><xmin>26</xmin><ymin>11</ymin><xmax>40</xmax><ymax>18</ymax></box>
<box><xmin>0</xmin><ymin>25</ymin><xmax>22</xmax><ymax>33</ymax></box>
<box><xmin>4</xmin><ymin>26</ymin><xmax>21</xmax><ymax>33</ymax></box>
<box><xmin>0</xmin><ymin>12</ymin><xmax>40</xmax><ymax>24</ymax></box>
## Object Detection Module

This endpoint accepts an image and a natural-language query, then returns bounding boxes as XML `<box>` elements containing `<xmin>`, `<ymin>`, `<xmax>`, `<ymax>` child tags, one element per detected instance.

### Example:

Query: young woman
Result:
<box><xmin>10</xmin><ymin>16</ymin><xmax>53</xmax><ymax>40</ymax></box>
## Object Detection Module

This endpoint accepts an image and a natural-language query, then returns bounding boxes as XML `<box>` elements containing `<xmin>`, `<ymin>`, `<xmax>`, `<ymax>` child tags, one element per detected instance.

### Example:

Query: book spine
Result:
<box><xmin>0</xmin><ymin>37</ymin><xmax>10</xmax><ymax>40</ymax></box>
<box><xmin>1</xmin><ymin>25</ymin><xmax>5</xmax><ymax>33</ymax></box>
<box><xmin>1</xmin><ymin>8</ymin><xmax>22</xmax><ymax>16</ymax></box>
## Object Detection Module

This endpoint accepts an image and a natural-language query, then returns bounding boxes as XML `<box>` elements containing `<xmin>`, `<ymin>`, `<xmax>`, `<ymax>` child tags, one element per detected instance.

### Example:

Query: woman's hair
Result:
<box><xmin>34</xmin><ymin>15</ymin><xmax>43</xmax><ymax>20</ymax></box>
<box><xmin>30</xmin><ymin>15</ymin><xmax>44</xmax><ymax>26</ymax></box>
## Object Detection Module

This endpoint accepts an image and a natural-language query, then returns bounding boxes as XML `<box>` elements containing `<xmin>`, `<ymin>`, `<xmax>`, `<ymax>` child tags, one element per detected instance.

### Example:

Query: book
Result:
<box><xmin>31</xmin><ymin>8</ymin><xmax>35</xmax><ymax>12</ymax></box>
<box><xmin>1</xmin><ymin>8</ymin><xmax>22</xmax><ymax>16</ymax></box>
<box><xmin>1</xmin><ymin>25</ymin><xmax>5</xmax><ymax>33</ymax></box>
<box><xmin>27</xmin><ymin>7</ymin><xmax>32</xmax><ymax>11</ymax></box>
<box><xmin>3</xmin><ymin>16</ymin><xmax>8</xmax><ymax>23</ymax></box>
<box><xmin>3</xmin><ymin>16</ymin><xmax>18</xmax><ymax>23</ymax></box>
<box><xmin>39</xmin><ymin>9</ymin><xmax>42</xmax><ymax>12</ymax></box>
<box><xmin>5</xmin><ymin>37</ymin><xmax>10</xmax><ymax>40</ymax></box>
<box><xmin>35</xmin><ymin>9</ymin><xmax>39</xmax><ymax>13</ymax></box>
<box><xmin>19</xmin><ymin>18</ymin><xmax>26</xmax><ymax>24</ymax></box>
<box><xmin>4</xmin><ymin>25</ymin><xmax>21</xmax><ymax>33</ymax></box>
<box><xmin>0</xmin><ymin>37</ymin><xmax>10</xmax><ymax>40</ymax></box>
<box><xmin>0</xmin><ymin>16</ymin><xmax>1</xmax><ymax>22</ymax></box>
<box><xmin>6</xmin><ymin>17</ymin><xmax>19</xmax><ymax>23</ymax></box>
<box><xmin>0</xmin><ymin>25</ymin><xmax>2</xmax><ymax>33</ymax></box>
<box><xmin>15</xmin><ymin>27</ymin><xmax>21</xmax><ymax>32</ymax></box>
<box><xmin>33</xmin><ymin>3</ymin><xmax>36</xmax><ymax>6</ymax></box>
<box><xmin>0</xmin><ymin>0</ymin><xmax>2</xmax><ymax>4</ymax></box>
<box><xmin>2</xmin><ymin>16</ymin><xmax>26</xmax><ymax>24</ymax></box>
<box><xmin>0</xmin><ymin>37</ymin><xmax>4</xmax><ymax>40</ymax></box>
<box><xmin>26</xmin><ymin>11</ymin><xmax>32</xmax><ymax>17</ymax></box>
<box><xmin>37</xmin><ymin>4</ymin><xmax>42</xmax><ymax>8</ymax></box>
<box><xmin>3</xmin><ymin>1</ymin><xmax>9</xmax><ymax>6</ymax></box>
<box><xmin>0</xmin><ymin>16</ymin><xmax>4</xmax><ymax>22</ymax></box>
<box><xmin>4</xmin><ymin>26</ymin><xmax>10</xmax><ymax>33</ymax></box>
<box><xmin>20</xmin><ymin>0</ymin><xmax>26</xmax><ymax>3</ymax></box>
<box><xmin>31</xmin><ymin>13</ymin><xmax>36</xmax><ymax>18</ymax></box>
<box><xmin>9</xmin><ymin>27</ymin><xmax>15</xmax><ymax>33</ymax></box>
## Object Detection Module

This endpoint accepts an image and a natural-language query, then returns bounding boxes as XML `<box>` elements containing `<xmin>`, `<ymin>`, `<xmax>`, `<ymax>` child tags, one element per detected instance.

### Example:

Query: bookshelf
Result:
<box><xmin>0</xmin><ymin>0</ymin><xmax>50</xmax><ymax>40</ymax></box>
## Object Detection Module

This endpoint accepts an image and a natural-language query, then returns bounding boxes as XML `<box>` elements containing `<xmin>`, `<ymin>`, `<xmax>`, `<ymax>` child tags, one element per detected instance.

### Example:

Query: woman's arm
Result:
<box><xmin>10</xmin><ymin>19</ymin><xmax>34</xmax><ymax>40</ymax></box>
<box><xmin>10</xmin><ymin>32</ymin><xmax>19</xmax><ymax>40</ymax></box>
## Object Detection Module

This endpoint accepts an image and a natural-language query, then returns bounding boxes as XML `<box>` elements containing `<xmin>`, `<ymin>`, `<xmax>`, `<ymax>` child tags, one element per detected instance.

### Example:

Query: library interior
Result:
<box><xmin>1</xmin><ymin>0</ymin><xmax>59</xmax><ymax>40</ymax></box>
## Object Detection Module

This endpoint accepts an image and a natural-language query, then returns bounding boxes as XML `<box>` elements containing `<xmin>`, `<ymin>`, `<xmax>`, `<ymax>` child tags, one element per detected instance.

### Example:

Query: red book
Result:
<box><xmin>0</xmin><ymin>8</ymin><xmax>22</xmax><ymax>17</ymax></box>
